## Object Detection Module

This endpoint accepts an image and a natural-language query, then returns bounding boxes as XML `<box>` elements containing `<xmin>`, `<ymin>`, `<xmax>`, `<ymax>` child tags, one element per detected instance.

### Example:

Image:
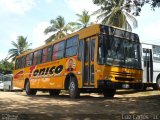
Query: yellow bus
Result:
<box><xmin>13</xmin><ymin>24</ymin><xmax>142</xmax><ymax>98</ymax></box>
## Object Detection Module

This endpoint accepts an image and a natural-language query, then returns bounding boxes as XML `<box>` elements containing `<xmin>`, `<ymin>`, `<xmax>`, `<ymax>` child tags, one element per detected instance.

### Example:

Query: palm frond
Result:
<box><xmin>125</xmin><ymin>21</ymin><xmax>132</xmax><ymax>31</ymax></box>
<box><xmin>125</xmin><ymin>11</ymin><xmax>138</xmax><ymax>28</ymax></box>
<box><xmin>93</xmin><ymin>0</ymin><xmax>137</xmax><ymax>30</ymax></box>
<box><xmin>45</xmin><ymin>34</ymin><xmax>56</xmax><ymax>43</ymax></box>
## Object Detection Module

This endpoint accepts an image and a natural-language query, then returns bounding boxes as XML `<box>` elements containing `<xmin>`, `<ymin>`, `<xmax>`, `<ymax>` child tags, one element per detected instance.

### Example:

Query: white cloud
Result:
<box><xmin>32</xmin><ymin>22</ymin><xmax>51</xmax><ymax>48</ymax></box>
<box><xmin>64</xmin><ymin>0</ymin><xmax>98</xmax><ymax>14</ymax></box>
<box><xmin>10</xmin><ymin>32</ymin><xmax>20</xmax><ymax>41</ymax></box>
<box><xmin>64</xmin><ymin>0</ymin><xmax>99</xmax><ymax>22</ymax></box>
<box><xmin>0</xmin><ymin>0</ymin><xmax>36</xmax><ymax>15</ymax></box>
<box><xmin>144</xmin><ymin>23</ymin><xmax>160</xmax><ymax>39</ymax></box>
<box><xmin>45</xmin><ymin>0</ymin><xmax>53</xmax><ymax>4</ymax></box>
<box><xmin>0</xmin><ymin>52</ymin><xmax>8</xmax><ymax>61</ymax></box>
<box><xmin>140</xmin><ymin>22</ymin><xmax>160</xmax><ymax>44</ymax></box>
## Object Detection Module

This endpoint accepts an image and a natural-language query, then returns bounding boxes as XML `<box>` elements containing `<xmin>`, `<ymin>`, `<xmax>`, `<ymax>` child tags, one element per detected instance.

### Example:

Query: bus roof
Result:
<box><xmin>16</xmin><ymin>24</ymin><xmax>139</xmax><ymax>59</ymax></box>
<box><xmin>16</xmin><ymin>24</ymin><xmax>101</xmax><ymax>58</ymax></box>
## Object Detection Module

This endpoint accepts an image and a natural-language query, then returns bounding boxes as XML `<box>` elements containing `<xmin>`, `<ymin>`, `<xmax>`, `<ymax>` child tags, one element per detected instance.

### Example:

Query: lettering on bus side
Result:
<box><xmin>33</xmin><ymin>65</ymin><xmax>63</xmax><ymax>76</ymax></box>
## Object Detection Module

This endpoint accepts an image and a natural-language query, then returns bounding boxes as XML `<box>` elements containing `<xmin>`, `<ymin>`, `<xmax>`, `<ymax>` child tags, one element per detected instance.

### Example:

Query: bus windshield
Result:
<box><xmin>98</xmin><ymin>35</ymin><xmax>141</xmax><ymax>69</ymax></box>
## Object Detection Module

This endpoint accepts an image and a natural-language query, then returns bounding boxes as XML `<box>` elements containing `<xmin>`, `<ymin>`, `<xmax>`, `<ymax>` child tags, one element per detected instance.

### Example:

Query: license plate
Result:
<box><xmin>122</xmin><ymin>84</ymin><xmax>130</xmax><ymax>89</ymax></box>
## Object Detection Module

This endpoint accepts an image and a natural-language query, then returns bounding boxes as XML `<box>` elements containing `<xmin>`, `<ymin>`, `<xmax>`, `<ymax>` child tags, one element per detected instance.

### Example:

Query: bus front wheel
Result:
<box><xmin>69</xmin><ymin>77</ymin><xmax>80</xmax><ymax>98</ymax></box>
<box><xmin>25</xmin><ymin>81</ymin><xmax>37</xmax><ymax>95</ymax></box>
<box><xmin>103</xmin><ymin>88</ymin><xmax>116</xmax><ymax>98</ymax></box>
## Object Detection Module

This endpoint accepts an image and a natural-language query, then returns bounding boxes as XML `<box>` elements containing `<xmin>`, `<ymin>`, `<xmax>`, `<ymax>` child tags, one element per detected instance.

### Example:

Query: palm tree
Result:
<box><xmin>44</xmin><ymin>16</ymin><xmax>72</xmax><ymax>43</ymax></box>
<box><xmin>8</xmin><ymin>36</ymin><xmax>32</xmax><ymax>62</ymax></box>
<box><xmin>92</xmin><ymin>0</ymin><xmax>138</xmax><ymax>31</ymax></box>
<box><xmin>69</xmin><ymin>10</ymin><xmax>93</xmax><ymax>31</ymax></box>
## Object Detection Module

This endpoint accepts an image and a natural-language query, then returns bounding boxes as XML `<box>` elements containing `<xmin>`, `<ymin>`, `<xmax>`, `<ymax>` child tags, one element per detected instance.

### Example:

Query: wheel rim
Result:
<box><xmin>69</xmin><ymin>81</ymin><xmax>75</xmax><ymax>95</ymax></box>
<box><xmin>26</xmin><ymin>82</ymin><xmax>29</xmax><ymax>93</ymax></box>
<box><xmin>157</xmin><ymin>78</ymin><xmax>160</xmax><ymax>88</ymax></box>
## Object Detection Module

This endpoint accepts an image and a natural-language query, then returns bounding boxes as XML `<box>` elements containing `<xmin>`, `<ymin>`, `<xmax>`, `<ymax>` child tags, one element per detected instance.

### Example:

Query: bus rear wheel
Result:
<box><xmin>134</xmin><ymin>83</ymin><xmax>147</xmax><ymax>91</ymax></box>
<box><xmin>103</xmin><ymin>88</ymin><xmax>116</xmax><ymax>98</ymax></box>
<box><xmin>153</xmin><ymin>77</ymin><xmax>160</xmax><ymax>90</ymax></box>
<box><xmin>49</xmin><ymin>90</ymin><xmax>60</xmax><ymax>96</ymax></box>
<box><xmin>25</xmin><ymin>81</ymin><xmax>37</xmax><ymax>95</ymax></box>
<box><xmin>69</xmin><ymin>77</ymin><xmax>80</xmax><ymax>98</ymax></box>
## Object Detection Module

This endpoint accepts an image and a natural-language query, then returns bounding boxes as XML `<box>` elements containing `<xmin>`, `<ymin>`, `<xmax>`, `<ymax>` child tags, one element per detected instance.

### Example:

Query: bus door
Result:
<box><xmin>143</xmin><ymin>48</ymin><xmax>153</xmax><ymax>83</ymax></box>
<box><xmin>82</xmin><ymin>37</ymin><xmax>96</xmax><ymax>87</ymax></box>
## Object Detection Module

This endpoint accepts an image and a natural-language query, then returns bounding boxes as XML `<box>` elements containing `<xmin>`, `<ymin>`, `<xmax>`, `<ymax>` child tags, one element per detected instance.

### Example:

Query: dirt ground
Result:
<box><xmin>0</xmin><ymin>89</ymin><xmax>160</xmax><ymax>120</ymax></box>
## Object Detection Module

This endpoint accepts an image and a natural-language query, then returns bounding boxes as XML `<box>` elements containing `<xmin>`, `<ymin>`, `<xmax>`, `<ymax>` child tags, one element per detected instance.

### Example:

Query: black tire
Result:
<box><xmin>153</xmin><ymin>77</ymin><xmax>160</xmax><ymax>90</ymax></box>
<box><xmin>134</xmin><ymin>84</ymin><xmax>147</xmax><ymax>91</ymax></box>
<box><xmin>49</xmin><ymin>90</ymin><xmax>61</xmax><ymax>96</ymax></box>
<box><xmin>25</xmin><ymin>81</ymin><xmax>37</xmax><ymax>95</ymax></box>
<box><xmin>103</xmin><ymin>88</ymin><xmax>116</xmax><ymax>98</ymax></box>
<box><xmin>9</xmin><ymin>86</ymin><xmax>11</xmax><ymax>91</ymax></box>
<box><xmin>69</xmin><ymin>77</ymin><xmax>80</xmax><ymax>98</ymax></box>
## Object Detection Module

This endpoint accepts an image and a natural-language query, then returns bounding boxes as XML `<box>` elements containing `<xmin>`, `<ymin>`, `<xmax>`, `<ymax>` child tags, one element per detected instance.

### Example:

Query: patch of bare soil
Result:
<box><xmin>0</xmin><ymin>89</ymin><xmax>160</xmax><ymax>120</ymax></box>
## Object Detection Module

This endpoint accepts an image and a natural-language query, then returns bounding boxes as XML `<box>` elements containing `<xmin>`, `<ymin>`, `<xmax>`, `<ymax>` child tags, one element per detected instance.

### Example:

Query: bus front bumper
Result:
<box><xmin>98</xmin><ymin>80</ymin><xmax>141</xmax><ymax>89</ymax></box>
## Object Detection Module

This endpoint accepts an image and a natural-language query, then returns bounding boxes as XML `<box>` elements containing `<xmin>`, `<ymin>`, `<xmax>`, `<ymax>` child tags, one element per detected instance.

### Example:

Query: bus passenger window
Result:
<box><xmin>52</xmin><ymin>41</ymin><xmax>65</xmax><ymax>60</ymax></box>
<box><xmin>91</xmin><ymin>40</ymin><xmax>95</xmax><ymax>61</ymax></box>
<box><xmin>15</xmin><ymin>58</ymin><xmax>21</xmax><ymax>69</ymax></box>
<box><xmin>21</xmin><ymin>56</ymin><xmax>26</xmax><ymax>68</ymax></box>
<box><xmin>33</xmin><ymin>50</ymin><xmax>42</xmax><ymax>65</ymax></box>
<box><xmin>78</xmin><ymin>40</ymin><xmax>83</xmax><ymax>61</ymax></box>
<box><xmin>26</xmin><ymin>53</ymin><xmax>33</xmax><ymax>67</ymax></box>
<box><xmin>33</xmin><ymin>51</ymin><xmax>37</xmax><ymax>65</ymax></box>
<box><xmin>42</xmin><ymin>48</ymin><xmax>47</xmax><ymax>63</ymax></box>
<box><xmin>65</xmin><ymin>36</ymin><xmax>78</xmax><ymax>57</ymax></box>
<box><xmin>47</xmin><ymin>46</ymin><xmax>52</xmax><ymax>62</ymax></box>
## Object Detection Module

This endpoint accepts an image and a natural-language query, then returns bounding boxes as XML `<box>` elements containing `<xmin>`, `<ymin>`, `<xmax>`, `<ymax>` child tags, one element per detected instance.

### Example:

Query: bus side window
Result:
<box><xmin>52</xmin><ymin>41</ymin><xmax>65</xmax><ymax>60</ymax></box>
<box><xmin>33</xmin><ymin>50</ymin><xmax>42</xmax><ymax>65</ymax></box>
<box><xmin>47</xmin><ymin>45</ymin><xmax>52</xmax><ymax>62</ymax></box>
<box><xmin>91</xmin><ymin>39</ymin><xmax>95</xmax><ymax>61</ymax></box>
<box><xmin>65</xmin><ymin>36</ymin><xmax>78</xmax><ymax>57</ymax></box>
<box><xmin>37</xmin><ymin>50</ymin><xmax>42</xmax><ymax>64</ymax></box>
<box><xmin>33</xmin><ymin>51</ymin><xmax>37</xmax><ymax>65</ymax></box>
<box><xmin>78</xmin><ymin>40</ymin><xmax>83</xmax><ymax>61</ymax></box>
<box><xmin>21</xmin><ymin>56</ymin><xmax>26</xmax><ymax>68</ymax></box>
<box><xmin>42</xmin><ymin>47</ymin><xmax>47</xmax><ymax>63</ymax></box>
<box><xmin>15</xmin><ymin>58</ymin><xmax>20</xmax><ymax>69</ymax></box>
<box><xmin>26</xmin><ymin>53</ymin><xmax>33</xmax><ymax>67</ymax></box>
<box><xmin>153</xmin><ymin>45</ymin><xmax>160</xmax><ymax>61</ymax></box>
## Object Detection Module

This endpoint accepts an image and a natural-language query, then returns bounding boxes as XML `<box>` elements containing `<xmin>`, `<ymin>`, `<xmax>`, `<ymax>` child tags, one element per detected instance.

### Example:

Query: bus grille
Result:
<box><xmin>115</xmin><ymin>77</ymin><xmax>134</xmax><ymax>81</ymax></box>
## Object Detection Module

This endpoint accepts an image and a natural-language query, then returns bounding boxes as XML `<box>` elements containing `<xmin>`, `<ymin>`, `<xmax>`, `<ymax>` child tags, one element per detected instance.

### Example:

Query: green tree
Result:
<box><xmin>92</xmin><ymin>0</ymin><xmax>138</xmax><ymax>31</ymax></box>
<box><xmin>8</xmin><ymin>36</ymin><xmax>32</xmax><ymax>62</ymax></box>
<box><xmin>0</xmin><ymin>59</ymin><xmax>14</xmax><ymax>74</ymax></box>
<box><xmin>69</xmin><ymin>10</ymin><xmax>93</xmax><ymax>31</ymax></box>
<box><xmin>44</xmin><ymin>16</ymin><xmax>72</xmax><ymax>43</ymax></box>
<box><xmin>130</xmin><ymin>0</ymin><xmax>160</xmax><ymax>9</ymax></box>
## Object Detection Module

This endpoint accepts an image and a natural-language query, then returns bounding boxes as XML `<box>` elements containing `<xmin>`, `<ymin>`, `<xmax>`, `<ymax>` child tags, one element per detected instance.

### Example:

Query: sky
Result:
<box><xmin>0</xmin><ymin>0</ymin><xmax>160</xmax><ymax>61</ymax></box>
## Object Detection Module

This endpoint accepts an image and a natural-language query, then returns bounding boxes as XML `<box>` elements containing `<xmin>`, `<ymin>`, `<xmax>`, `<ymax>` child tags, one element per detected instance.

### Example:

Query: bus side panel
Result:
<box><xmin>153</xmin><ymin>62</ymin><xmax>160</xmax><ymax>83</ymax></box>
<box><xmin>13</xmin><ymin>69</ymin><xmax>25</xmax><ymax>89</ymax></box>
<box><xmin>74</xmin><ymin>58</ymin><xmax>83</xmax><ymax>88</ymax></box>
<box><xmin>27</xmin><ymin>58</ymin><xmax>82</xmax><ymax>89</ymax></box>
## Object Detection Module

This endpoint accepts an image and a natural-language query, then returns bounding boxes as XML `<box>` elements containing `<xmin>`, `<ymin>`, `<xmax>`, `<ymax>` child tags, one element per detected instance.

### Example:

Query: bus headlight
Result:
<box><xmin>136</xmin><ymin>79</ymin><xmax>142</xmax><ymax>82</ymax></box>
<box><xmin>105</xmin><ymin>76</ymin><xmax>112</xmax><ymax>80</ymax></box>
